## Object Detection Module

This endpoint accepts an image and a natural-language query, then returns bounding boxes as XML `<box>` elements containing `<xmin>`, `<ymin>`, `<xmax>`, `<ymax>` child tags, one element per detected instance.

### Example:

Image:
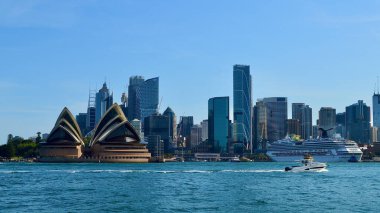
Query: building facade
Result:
<box><xmin>319</xmin><ymin>107</ymin><xmax>336</xmax><ymax>137</ymax></box>
<box><xmin>208</xmin><ymin>97</ymin><xmax>230</xmax><ymax>153</ymax></box>
<box><xmin>76</xmin><ymin>113</ymin><xmax>87</xmax><ymax>136</ymax></box>
<box><xmin>262</xmin><ymin>97</ymin><xmax>288</xmax><ymax>142</ymax></box>
<box><xmin>190</xmin><ymin>125</ymin><xmax>203</xmax><ymax>148</ymax></box>
<box><xmin>163</xmin><ymin>107</ymin><xmax>177</xmax><ymax>148</ymax></box>
<box><xmin>201</xmin><ymin>120</ymin><xmax>208</xmax><ymax>141</ymax></box>
<box><xmin>253</xmin><ymin>100</ymin><xmax>268</xmax><ymax>150</ymax></box>
<box><xmin>95</xmin><ymin>83</ymin><xmax>113</xmax><ymax>125</ymax></box>
<box><xmin>144</xmin><ymin>113</ymin><xmax>171</xmax><ymax>153</ymax></box>
<box><xmin>373</xmin><ymin>93</ymin><xmax>380</xmax><ymax>127</ymax></box>
<box><xmin>286</xmin><ymin>119</ymin><xmax>301</xmax><ymax>136</ymax></box>
<box><xmin>233</xmin><ymin>64</ymin><xmax>252</xmax><ymax>152</ymax></box>
<box><xmin>346</xmin><ymin>100</ymin><xmax>371</xmax><ymax>144</ymax></box>
<box><xmin>177</xmin><ymin>116</ymin><xmax>194</xmax><ymax>148</ymax></box>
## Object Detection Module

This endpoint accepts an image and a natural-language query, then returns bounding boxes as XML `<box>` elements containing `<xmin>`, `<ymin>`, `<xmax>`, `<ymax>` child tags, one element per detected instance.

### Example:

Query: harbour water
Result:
<box><xmin>1</xmin><ymin>162</ymin><xmax>379</xmax><ymax>212</ymax></box>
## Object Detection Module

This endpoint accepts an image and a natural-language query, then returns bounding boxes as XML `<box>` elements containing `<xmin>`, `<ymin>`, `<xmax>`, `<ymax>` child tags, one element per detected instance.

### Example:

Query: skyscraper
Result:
<box><xmin>286</xmin><ymin>119</ymin><xmax>300</xmax><ymax>136</ymax></box>
<box><xmin>373</xmin><ymin>93</ymin><xmax>380</xmax><ymax>127</ymax></box>
<box><xmin>86</xmin><ymin>90</ymin><xmax>96</xmax><ymax>134</ymax></box>
<box><xmin>76</xmin><ymin>113</ymin><xmax>87</xmax><ymax>136</ymax></box>
<box><xmin>120</xmin><ymin>92</ymin><xmax>128</xmax><ymax>119</ymax></box>
<box><xmin>253</xmin><ymin>100</ymin><xmax>268</xmax><ymax>150</ymax></box>
<box><xmin>346</xmin><ymin>100</ymin><xmax>371</xmax><ymax>144</ymax></box>
<box><xmin>177</xmin><ymin>116</ymin><xmax>194</xmax><ymax>148</ymax></box>
<box><xmin>319</xmin><ymin>107</ymin><xmax>336</xmax><ymax>137</ymax></box>
<box><xmin>208</xmin><ymin>97</ymin><xmax>230</xmax><ymax>153</ymax></box>
<box><xmin>163</xmin><ymin>107</ymin><xmax>177</xmax><ymax>148</ymax></box>
<box><xmin>95</xmin><ymin>83</ymin><xmax>113</xmax><ymax>124</ymax></box>
<box><xmin>262</xmin><ymin>97</ymin><xmax>288</xmax><ymax>142</ymax></box>
<box><xmin>336</xmin><ymin>112</ymin><xmax>346</xmax><ymax>138</ymax></box>
<box><xmin>200</xmin><ymin>120</ymin><xmax>208</xmax><ymax>141</ymax></box>
<box><xmin>292</xmin><ymin>103</ymin><xmax>312</xmax><ymax>139</ymax></box>
<box><xmin>190</xmin><ymin>125</ymin><xmax>203</xmax><ymax>148</ymax></box>
<box><xmin>233</xmin><ymin>64</ymin><xmax>252</xmax><ymax>152</ymax></box>
<box><xmin>127</xmin><ymin>76</ymin><xmax>159</xmax><ymax>123</ymax></box>
<box><xmin>144</xmin><ymin>113</ymin><xmax>171</xmax><ymax>153</ymax></box>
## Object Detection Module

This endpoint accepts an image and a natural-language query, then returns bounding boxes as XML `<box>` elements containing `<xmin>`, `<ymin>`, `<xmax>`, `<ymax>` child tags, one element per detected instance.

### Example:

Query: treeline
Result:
<box><xmin>0</xmin><ymin>134</ymin><xmax>39</xmax><ymax>159</ymax></box>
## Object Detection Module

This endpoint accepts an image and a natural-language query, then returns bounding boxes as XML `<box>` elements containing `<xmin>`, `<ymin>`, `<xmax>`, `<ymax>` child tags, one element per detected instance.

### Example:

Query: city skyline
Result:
<box><xmin>2</xmin><ymin>1</ymin><xmax>380</xmax><ymax>142</ymax></box>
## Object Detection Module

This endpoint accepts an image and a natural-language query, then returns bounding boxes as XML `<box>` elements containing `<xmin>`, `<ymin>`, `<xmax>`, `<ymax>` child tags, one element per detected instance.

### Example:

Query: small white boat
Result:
<box><xmin>285</xmin><ymin>155</ymin><xmax>327</xmax><ymax>172</ymax></box>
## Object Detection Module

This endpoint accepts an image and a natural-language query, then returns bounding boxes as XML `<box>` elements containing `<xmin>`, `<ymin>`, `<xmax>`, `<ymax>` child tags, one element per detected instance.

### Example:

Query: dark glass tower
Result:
<box><xmin>233</xmin><ymin>65</ymin><xmax>252</xmax><ymax>151</ymax></box>
<box><xmin>209</xmin><ymin>97</ymin><xmax>230</xmax><ymax>153</ymax></box>
<box><xmin>346</xmin><ymin>100</ymin><xmax>371</xmax><ymax>144</ymax></box>
<box><xmin>263</xmin><ymin>97</ymin><xmax>288</xmax><ymax>142</ymax></box>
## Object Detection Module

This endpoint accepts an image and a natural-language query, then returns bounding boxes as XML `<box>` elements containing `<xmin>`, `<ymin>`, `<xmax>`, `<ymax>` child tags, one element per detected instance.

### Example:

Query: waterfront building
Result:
<box><xmin>312</xmin><ymin>125</ymin><xmax>319</xmax><ymax>138</ymax></box>
<box><xmin>253</xmin><ymin>100</ymin><xmax>268</xmax><ymax>150</ymax></box>
<box><xmin>373</xmin><ymin>93</ymin><xmax>380</xmax><ymax>127</ymax></box>
<box><xmin>346</xmin><ymin>100</ymin><xmax>371</xmax><ymax>144</ymax></box>
<box><xmin>90</xmin><ymin>104</ymin><xmax>151</xmax><ymax>163</ymax></box>
<box><xmin>177</xmin><ymin>116</ymin><xmax>194</xmax><ymax>148</ymax></box>
<box><xmin>144</xmin><ymin>113</ymin><xmax>172</xmax><ymax>153</ymax></box>
<box><xmin>371</xmin><ymin>127</ymin><xmax>378</xmax><ymax>143</ymax></box>
<box><xmin>319</xmin><ymin>107</ymin><xmax>336</xmax><ymax>137</ymax></box>
<box><xmin>127</xmin><ymin>76</ymin><xmax>159</xmax><ymax>123</ymax></box>
<box><xmin>190</xmin><ymin>125</ymin><xmax>203</xmax><ymax>148</ymax></box>
<box><xmin>39</xmin><ymin>108</ymin><xmax>84</xmax><ymax>160</ymax></box>
<box><xmin>95</xmin><ymin>83</ymin><xmax>113</xmax><ymax>125</ymax></box>
<box><xmin>262</xmin><ymin>97</ymin><xmax>288</xmax><ymax>142</ymax></box>
<box><xmin>286</xmin><ymin>119</ymin><xmax>300</xmax><ymax>136</ymax></box>
<box><xmin>201</xmin><ymin>120</ymin><xmax>208</xmax><ymax>141</ymax></box>
<box><xmin>336</xmin><ymin>112</ymin><xmax>346</xmax><ymax>138</ymax></box>
<box><xmin>147</xmin><ymin>135</ymin><xmax>164</xmax><ymax>161</ymax></box>
<box><xmin>292</xmin><ymin>103</ymin><xmax>312</xmax><ymax>140</ymax></box>
<box><xmin>233</xmin><ymin>64</ymin><xmax>252</xmax><ymax>152</ymax></box>
<box><xmin>163</xmin><ymin>107</ymin><xmax>177</xmax><ymax>148</ymax></box>
<box><xmin>208</xmin><ymin>97</ymin><xmax>230</xmax><ymax>153</ymax></box>
<box><xmin>76</xmin><ymin>113</ymin><xmax>87</xmax><ymax>136</ymax></box>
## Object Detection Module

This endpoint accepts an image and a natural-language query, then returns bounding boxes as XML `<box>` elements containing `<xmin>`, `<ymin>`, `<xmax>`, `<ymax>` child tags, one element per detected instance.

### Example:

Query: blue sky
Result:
<box><xmin>1</xmin><ymin>0</ymin><xmax>380</xmax><ymax>143</ymax></box>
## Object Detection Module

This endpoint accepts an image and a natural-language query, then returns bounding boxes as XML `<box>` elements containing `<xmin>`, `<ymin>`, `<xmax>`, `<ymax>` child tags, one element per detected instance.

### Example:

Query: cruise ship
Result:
<box><xmin>267</xmin><ymin>137</ymin><xmax>363</xmax><ymax>162</ymax></box>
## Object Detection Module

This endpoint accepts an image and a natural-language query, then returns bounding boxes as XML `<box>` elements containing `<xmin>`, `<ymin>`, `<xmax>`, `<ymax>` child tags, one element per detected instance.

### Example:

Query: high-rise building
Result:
<box><xmin>262</xmin><ymin>97</ymin><xmax>288</xmax><ymax>142</ymax></box>
<box><xmin>190</xmin><ymin>125</ymin><xmax>203</xmax><ymax>148</ymax></box>
<box><xmin>209</xmin><ymin>97</ymin><xmax>230</xmax><ymax>153</ymax></box>
<box><xmin>76</xmin><ymin>113</ymin><xmax>87</xmax><ymax>136</ymax></box>
<box><xmin>120</xmin><ymin>92</ymin><xmax>128</xmax><ymax>119</ymax></box>
<box><xmin>286</xmin><ymin>119</ymin><xmax>300</xmax><ymax>136</ymax></box>
<box><xmin>373</xmin><ymin>93</ymin><xmax>380</xmax><ymax>127</ymax></box>
<box><xmin>292</xmin><ymin>103</ymin><xmax>312</xmax><ymax>139</ymax></box>
<box><xmin>86</xmin><ymin>90</ymin><xmax>96</xmax><ymax>135</ymax></box>
<box><xmin>127</xmin><ymin>76</ymin><xmax>159</xmax><ymax>124</ymax></box>
<box><xmin>233</xmin><ymin>64</ymin><xmax>252</xmax><ymax>152</ymax></box>
<box><xmin>312</xmin><ymin>125</ymin><xmax>319</xmax><ymax>138</ymax></box>
<box><xmin>95</xmin><ymin>83</ymin><xmax>113</xmax><ymax>124</ymax></box>
<box><xmin>200</xmin><ymin>120</ymin><xmax>208</xmax><ymax>141</ymax></box>
<box><xmin>177</xmin><ymin>116</ymin><xmax>194</xmax><ymax>148</ymax></box>
<box><xmin>292</xmin><ymin>103</ymin><xmax>305</xmax><ymax>120</ymax></box>
<box><xmin>144</xmin><ymin>113</ymin><xmax>171</xmax><ymax>153</ymax></box>
<box><xmin>371</xmin><ymin>127</ymin><xmax>379</xmax><ymax>143</ymax></box>
<box><xmin>346</xmin><ymin>100</ymin><xmax>371</xmax><ymax>144</ymax></box>
<box><xmin>253</xmin><ymin>100</ymin><xmax>268</xmax><ymax>150</ymax></box>
<box><xmin>336</xmin><ymin>112</ymin><xmax>346</xmax><ymax>138</ymax></box>
<box><xmin>163</xmin><ymin>107</ymin><xmax>177</xmax><ymax>148</ymax></box>
<box><xmin>319</xmin><ymin>107</ymin><xmax>336</xmax><ymax>137</ymax></box>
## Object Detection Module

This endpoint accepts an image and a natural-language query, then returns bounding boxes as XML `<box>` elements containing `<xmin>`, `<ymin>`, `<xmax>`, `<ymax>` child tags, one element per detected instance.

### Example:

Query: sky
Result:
<box><xmin>1</xmin><ymin>0</ymin><xmax>380</xmax><ymax>143</ymax></box>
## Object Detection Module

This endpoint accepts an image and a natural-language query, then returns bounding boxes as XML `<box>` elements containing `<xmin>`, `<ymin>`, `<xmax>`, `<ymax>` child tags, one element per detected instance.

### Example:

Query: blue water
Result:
<box><xmin>1</xmin><ymin>162</ymin><xmax>379</xmax><ymax>212</ymax></box>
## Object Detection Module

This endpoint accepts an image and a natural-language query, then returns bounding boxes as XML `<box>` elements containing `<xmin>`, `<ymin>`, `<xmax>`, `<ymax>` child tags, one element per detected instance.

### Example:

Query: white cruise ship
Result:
<box><xmin>267</xmin><ymin>137</ymin><xmax>363</xmax><ymax>162</ymax></box>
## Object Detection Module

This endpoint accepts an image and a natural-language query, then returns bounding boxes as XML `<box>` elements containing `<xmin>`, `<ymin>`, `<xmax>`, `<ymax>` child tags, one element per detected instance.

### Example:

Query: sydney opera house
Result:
<box><xmin>39</xmin><ymin>104</ymin><xmax>151</xmax><ymax>163</ymax></box>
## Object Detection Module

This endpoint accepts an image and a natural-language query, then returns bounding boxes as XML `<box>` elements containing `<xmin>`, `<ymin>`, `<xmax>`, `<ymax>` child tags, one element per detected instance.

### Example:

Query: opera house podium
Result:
<box><xmin>39</xmin><ymin>104</ymin><xmax>151</xmax><ymax>163</ymax></box>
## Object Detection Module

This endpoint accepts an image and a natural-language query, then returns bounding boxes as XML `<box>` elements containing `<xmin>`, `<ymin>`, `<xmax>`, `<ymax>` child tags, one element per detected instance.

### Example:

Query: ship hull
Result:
<box><xmin>267</xmin><ymin>153</ymin><xmax>363</xmax><ymax>162</ymax></box>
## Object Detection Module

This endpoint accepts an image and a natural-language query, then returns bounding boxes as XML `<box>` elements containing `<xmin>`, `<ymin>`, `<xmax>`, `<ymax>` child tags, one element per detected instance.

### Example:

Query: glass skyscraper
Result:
<box><xmin>373</xmin><ymin>93</ymin><xmax>380</xmax><ymax>127</ymax></box>
<box><xmin>346</xmin><ymin>100</ymin><xmax>371</xmax><ymax>144</ymax></box>
<box><xmin>127</xmin><ymin>76</ymin><xmax>159</xmax><ymax>123</ymax></box>
<box><xmin>233</xmin><ymin>65</ymin><xmax>252</xmax><ymax>152</ymax></box>
<box><xmin>208</xmin><ymin>97</ymin><xmax>230</xmax><ymax>153</ymax></box>
<box><xmin>95</xmin><ymin>83</ymin><xmax>113</xmax><ymax>125</ymax></box>
<box><xmin>263</xmin><ymin>97</ymin><xmax>288</xmax><ymax>142</ymax></box>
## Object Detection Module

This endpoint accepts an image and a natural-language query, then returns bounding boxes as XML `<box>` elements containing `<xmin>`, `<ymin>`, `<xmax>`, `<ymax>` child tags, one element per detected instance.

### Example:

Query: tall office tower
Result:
<box><xmin>127</xmin><ymin>76</ymin><xmax>159</xmax><ymax>124</ymax></box>
<box><xmin>95</xmin><ymin>83</ymin><xmax>113</xmax><ymax>124</ymax></box>
<box><xmin>292</xmin><ymin>103</ymin><xmax>312</xmax><ymax>139</ymax></box>
<box><xmin>177</xmin><ymin>116</ymin><xmax>194</xmax><ymax>148</ymax></box>
<box><xmin>76</xmin><ymin>113</ymin><xmax>87</xmax><ymax>136</ymax></box>
<box><xmin>86</xmin><ymin>90</ymin><xmax>96</xmax><ymax>134</ymax></box>
<box><xmin>346</xmin><ymin>100</ymin><xmax>371</xmax><ymax>144</ymax></box>
<box><xmin>319</xmin><ymin>107</ymin><xmax>336</xmax><ymax>137</ymax></box>
<box><xmin>144</xmin><ymin>113</ymin><xmax>171</xmax><ymax>153</ymax></box>
<box><xmin>233</xmin><ymin>64</ymin><xmax>252</xmax><ymax>152</ymax></box>
<box><xmin>286</xmin><ymin>119</ymin><xmax>300</xmax><ymax>136</ymax></box>
<box><xmin>128</xmin><ymin>76</ymin><xmax>145</xmax><ymax>120</ymax></box>
<box><xmin>262</xmin><ymin>97</ymin><xmax>288</xmax><ymax>142</ymax></box>
<box><xmin>209</xmin><ymin>97</ymin><xmax>230</xmax><ymax>153</ymax></box>
<box><xmin>120</xmin><ymin>92</ymin><xmax>128</xmax><ymax>119</ymax></box>
<box><xmin>336</xmin><ymin>112</ymin><xmax>346</xmax><ymax>138</ymax></box>
<box><xmin>253</xmin><ymin>100</ymin><xmax>268</xmax><ymax>150</ymax></box>
<box><xmin>371</xmin><ymin>127</ymin><xmax>379</xmax><ymax>143</ymax></box>
<box><xmin>190</xmin><ymin>125</ymin><xmax>203</xmax><ymax>148</ymax></box>
<box><xmin>373</xmin><ymin>92</ymin><xmax>380</xmax><ymax>127</ymax></box>
<box><xmin>312</xmin><ymin>125</ymin><xmax>319</xmax><ymax>138</ymax></box>
<box><xmin>200</xmin><ymin>120</ymin><xmax>208</xmax><ymax>141</ymax></box>
<box><xmin>163</xmin><ymin>107</ymin><xmax>177</xmax><ymax>148</ymax></box>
